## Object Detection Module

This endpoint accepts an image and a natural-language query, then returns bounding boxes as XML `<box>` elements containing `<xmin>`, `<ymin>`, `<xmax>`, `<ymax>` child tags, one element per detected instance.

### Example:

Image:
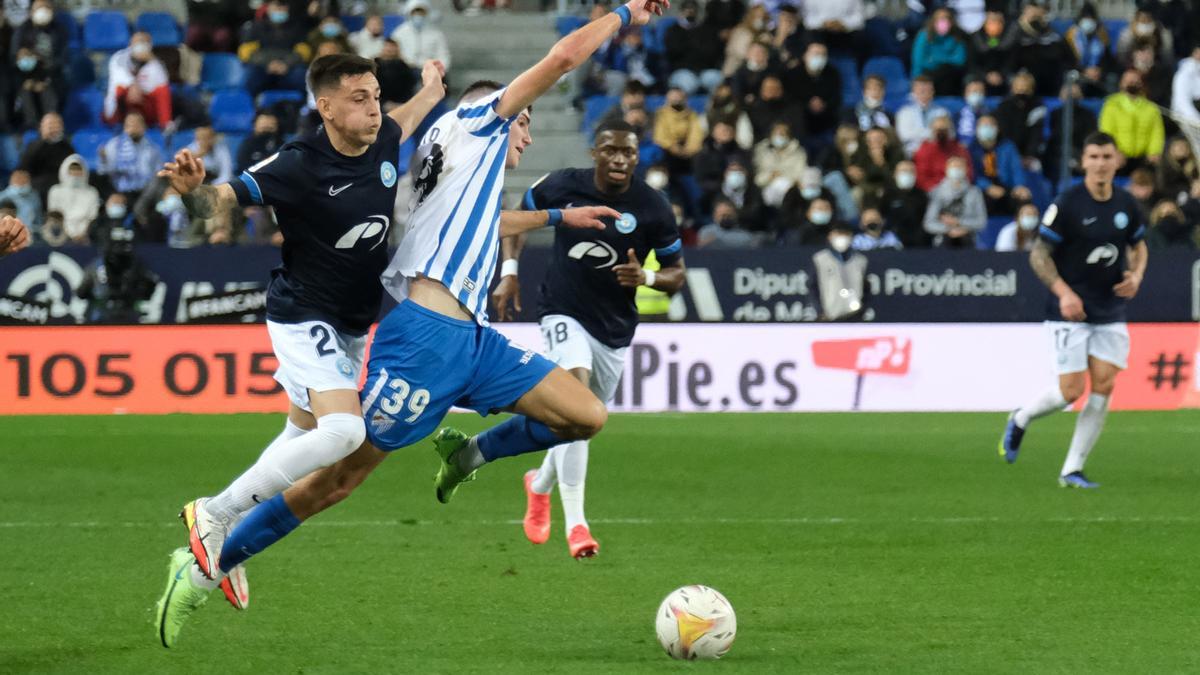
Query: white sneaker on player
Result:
<box><xmin>180</xmin><ymin>498</ymin><xmax>228</xmax><ymax>579</ymax></box>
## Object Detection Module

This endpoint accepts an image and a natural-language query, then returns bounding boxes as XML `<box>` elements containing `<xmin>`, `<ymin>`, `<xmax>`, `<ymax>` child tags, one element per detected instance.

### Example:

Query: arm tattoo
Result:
<box><xmin>1028</xmin><ymin>240</ymin><xmax>1061</xmax><ymax>289</ymax></box>
<box><xmin>181</xmin><ymin>185</ymin><xmax>221</xmax><ymax>219</ymax></box>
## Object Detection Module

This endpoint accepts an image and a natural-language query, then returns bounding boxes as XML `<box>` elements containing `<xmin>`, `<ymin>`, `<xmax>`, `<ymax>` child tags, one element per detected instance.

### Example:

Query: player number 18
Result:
<box><xmin>379</xmin><ymin>377</ymin><xmax>430</xmax><ymax>423</ymax></box>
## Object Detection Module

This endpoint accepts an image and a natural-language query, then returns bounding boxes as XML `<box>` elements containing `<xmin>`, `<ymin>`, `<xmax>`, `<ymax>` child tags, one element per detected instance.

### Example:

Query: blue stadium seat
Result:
<box><xmin>934</xmin><ymin>96</ymin><xmax>964</xmax><ymax>118</ymax></box>
<box><xmin>1049</xmin><ymin>18</ymin><xmax>1073</xmax><ymax>36</ymax></box>
<box><xmin>63</xmin><ymin>88</ymin><xmax>107</xmax><ymax>132</ymax></box>
<box><xmin>71</xmin><ymin>129</ymin><xmax>114</xmax><ymax>169</ymax></box>
<box><xmin>398</xmin><ymin>137</ymin><xmax>415</xmax><ymax>173</ymax></box>
<box><xmin>222</xmin><ymin>133</ymin><xmax>247</xmax><ymax>157</ymax></box>
<box><xmin>0</xmin><ymin>136</ymin><xmax>19</xmax><ymax>172</ymax></box>
<box><xmin>644</xmin><ymin>95</ymin><xmax>665</xmax><ymax>113</ymax></box>
<box><xmin>381</xmin><ymin>14</ymin><xmax>404</xmax><ymax>35</ymax></box>
<box><xmin>830</xmin><ymin>56</ymin><xmax>860</xmax><ymax>107</ymax></box>
<box><xmin>862</xmin><ymin>56</ymin><xmax>909</xmax><ymax>100</ymax></box>
<box><xmin>201</xmin><ymin>53</ymin><xmax>247</xmax><ymax>91</ymax></box>
<box><xmin>169</xmin><ymin>129</ymin><xmax>196</xmax><ymax>153</ymax></box>
<box><xmin>144</xmin><ymin>128</ymin><xmax>166</xmax><ymax>153</ymax></box>
<box><xmin>977</xmin><ymin>216</ymin><xmax>1011</xmax><ymax>250</ymax></box>
<box><xmin>210</xmin><ymin>91</ymin><xmax>256</xmax><ymax>133</ymax></box>
<box><xmin>67</xmin><ymin>52</ymin><xmax>97</xmax><ymax>88</ymax></box>
<box><xmin>687</xmin><ymin>95</ymin><xmax>707</xmax><ymax>112</ymax></box>
<box><xmin>136</xmin><ymin>12</ymin><xmax>182</xmax><ymax>47</ymax></box>
<box><xmin>1079</xmin><ymin>97</ymin><xmax>1105</xmax><ymax>117</ymax></box>
<box><xmin>21</xmin><ymin>130</ymin><xmax>39</xmax><ymax>149</ymax></box>
<box><xmin>258</xmin><ymin>90</ymin><xmax>304</xmax><ymax>108</ymax></box>
<box><xmin>646</xmin><ymin>17</ymin><xmax>678</xmax><ymax>54</ymax></box>
<box><xmin>341</xmin><ymin>15</ymin><xmax>366</xmax><ymax>33</ymax></box>
<box><xmin>84</xmin><ymin>11</ymin><xmax>131</xmax><ymax>52</ymax></box>
<box><xmin>583</xmin><ymin>95</ymin><xmax>618</xmax><ymax>132</ymax></box>
<box><xmin>1103</xmin><ymin>19</ymin><xmax>1128</xmax><ymax>44</ymax></box>
<box><xmin>556</xmin><ymin>16</ymin><xmax>586</xmax><ymax>37</ymax></box>
<box><xmin>59</xmin><ymin>12</ymin><xmax>82</xmax><ymax>51</ymax></box>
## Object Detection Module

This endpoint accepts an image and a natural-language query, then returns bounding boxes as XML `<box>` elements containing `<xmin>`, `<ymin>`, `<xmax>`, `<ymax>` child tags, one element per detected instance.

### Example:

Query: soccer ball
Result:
<box><xmin>654</xmin><ymin>585</ymin><xmax>737</xmax><ymax>660</ymax></box>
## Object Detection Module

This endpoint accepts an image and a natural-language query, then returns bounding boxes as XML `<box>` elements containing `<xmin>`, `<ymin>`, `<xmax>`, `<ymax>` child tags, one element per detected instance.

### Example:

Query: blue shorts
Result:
<box><xmin>361</xmin><ymin>301</ymin><xmax>556</xmax><ymax>452</ymax></box>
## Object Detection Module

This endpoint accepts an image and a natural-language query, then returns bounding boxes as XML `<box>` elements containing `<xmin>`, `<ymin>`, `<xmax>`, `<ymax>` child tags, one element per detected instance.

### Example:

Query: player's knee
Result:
<box><xmin>1059</xmin><ymin>380</ymin><xmax>1086</xmax><ymax>404</ymax></box>
<box><xmin>313</xmin><ymin>413</ymin><xmax>367</xmax><ymax>468</ymax></box>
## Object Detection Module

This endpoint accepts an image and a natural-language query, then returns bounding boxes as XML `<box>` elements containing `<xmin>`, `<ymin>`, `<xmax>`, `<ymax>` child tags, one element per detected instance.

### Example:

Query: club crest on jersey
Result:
<box><xmin>615</xmin><ymin>212</ymin><xmax>638</xmax><ymax>234</ymax></box>
<box><xmin>380</xmin><ymin>161</ymin><xmax>398</xmax><ymax>188</ymax></box>
<box><xmin>1114</xmin><ymin>212</ymin><xmax>1128</xmax><ymax>230</ymax></box>
<box><xmin>334</xmin><ymin>214</ymin><xmax>391</xmax><ymax>250</ymax></box>
<box><xmin>1086</xmin><ymin>243</ymin><xmax>1119</xmax><ymax>267</ymax></box>
<box><xmin>567</xmin><ymin>240</ymin><xmax>619</xmax><ymax>268</ymax></box>
<box><xmin>336</xmin><ymin>357</ymin><xmax>355</xmax><ymax>377</ymax></box>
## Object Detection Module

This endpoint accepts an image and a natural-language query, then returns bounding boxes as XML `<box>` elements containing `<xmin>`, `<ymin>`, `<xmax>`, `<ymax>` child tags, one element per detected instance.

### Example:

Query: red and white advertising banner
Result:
<box><xmin>1</xmin><ymin>323</ymin><xmax>1197</xmax><ymax>415</ymax></box>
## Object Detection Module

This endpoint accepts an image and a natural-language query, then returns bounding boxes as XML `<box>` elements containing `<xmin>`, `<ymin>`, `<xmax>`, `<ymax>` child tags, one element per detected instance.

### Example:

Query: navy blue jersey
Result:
<box><xmin>230</xmin><ymin>116</ymin><xmax>404</xmax><ymax>335</ymax></box>
<box><xmin>523</xmin><ymin>168</ymin><xmax>682</xmax><ymax>348</ymax></box>
<box><xmin>1038</xmin><ymin>183</ymin><xmax>1146</xmax><ymax>324</ymax></box>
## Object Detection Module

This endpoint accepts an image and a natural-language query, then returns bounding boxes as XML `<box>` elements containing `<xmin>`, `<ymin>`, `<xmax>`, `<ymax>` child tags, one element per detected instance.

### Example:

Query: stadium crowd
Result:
<box><xmin>3</xmin><ymin>0</ymin><xmax>1200</xmax><ymax>253</ymax></box>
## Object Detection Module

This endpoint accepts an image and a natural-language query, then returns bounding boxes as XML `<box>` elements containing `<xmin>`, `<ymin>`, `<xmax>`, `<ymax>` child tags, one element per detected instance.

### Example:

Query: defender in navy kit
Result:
<box><xmin>1000</xmin><ymin>132</ymin><xmax>1149</xmax><ymax>489</ymax></box>
<box><xmin>492</xmin><ymin>120</ymin><xmax>686</xmax><ymax>558</ymax></box>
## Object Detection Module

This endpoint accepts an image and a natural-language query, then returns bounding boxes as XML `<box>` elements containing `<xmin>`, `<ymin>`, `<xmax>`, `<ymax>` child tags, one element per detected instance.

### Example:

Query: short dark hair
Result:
<box><xmin>913</xmin><ymin>74</ymin><xmax>934</xmax><ymax>86</ymax></box>
<box><xmin>1083</xmin><ymin>131</ymin><xmax>1116</xmax><ymax>150</ymax></box>
<box><xmin>594</xmin><ymin>119</ymin><xmax>637</xmax><ymax>141</ymax></box>
<box><xmin>864</xmin><ymin>74</ymin><xmax>887</xmax><ymax>88</ymax></box>
<box><xmin>460</xmin><ymin>79</ymin><xmax>504</xmax><ymax>103</ymax></box>
<box><xmin>623</xmin><ymin>80</ymin><xmax>647</xmax><ymax>96</ymax></box>
<box><xmin>307</xmin><ymin>53</ymin><xmax>377</xmax><ymax>95</ymax></box>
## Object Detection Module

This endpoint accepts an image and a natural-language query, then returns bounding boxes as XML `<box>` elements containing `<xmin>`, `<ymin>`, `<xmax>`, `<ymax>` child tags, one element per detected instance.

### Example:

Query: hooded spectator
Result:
<box><xmin>46</xmin><ymin>155</ymin><xmax>100</xmax><ymax>243</ymax></box>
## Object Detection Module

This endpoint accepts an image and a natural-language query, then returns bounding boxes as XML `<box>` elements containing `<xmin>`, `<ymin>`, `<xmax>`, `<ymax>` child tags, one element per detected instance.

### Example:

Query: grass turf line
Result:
<box><xmin>1</xmin><ymin>412</ymin><xmax>1198</xmax><ymax>674</ymax></box>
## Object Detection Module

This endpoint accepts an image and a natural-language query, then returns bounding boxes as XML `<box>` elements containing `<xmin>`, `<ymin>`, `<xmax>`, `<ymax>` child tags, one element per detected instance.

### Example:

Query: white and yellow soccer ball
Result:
<box><xmin>654</xmin><ymin>585</ymin><xmax>737</xmax><ymax>660</ymax></box>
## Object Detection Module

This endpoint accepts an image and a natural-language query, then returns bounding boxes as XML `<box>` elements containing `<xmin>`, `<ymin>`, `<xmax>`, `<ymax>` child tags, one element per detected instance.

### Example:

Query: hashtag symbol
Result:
<box><xmin>1148</xmin><ymin>352</ymin><xmax>1191</xmax><ymax>390</ymax></box>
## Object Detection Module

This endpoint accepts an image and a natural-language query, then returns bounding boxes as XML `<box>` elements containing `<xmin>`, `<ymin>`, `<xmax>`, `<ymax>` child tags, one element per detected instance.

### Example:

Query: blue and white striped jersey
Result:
<box><xmin>380</xmin><ymin>87</ymin><xmax>515</xmax><ymax>325</ymax></box>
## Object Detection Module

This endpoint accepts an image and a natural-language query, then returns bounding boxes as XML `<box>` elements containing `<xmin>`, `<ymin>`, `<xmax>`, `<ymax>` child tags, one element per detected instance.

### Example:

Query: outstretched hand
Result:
<box><xmin>625</xmin><ymin>0</ymin><xmax>669</xmax><ymax>26</ymax></box>
<box><xmin>156</xmin><ymin>149</ymin><xmax>207</xmax><ymax>195</ymax></box>
<box><xmin>561</xmin><ymin>205</ymin><xmax>620</xmax><ymax>230</ymax></box>
<box><xmin>421</xmin><ymin>60</ymin><xmax>447</xmax><ymax>93</ymax></box>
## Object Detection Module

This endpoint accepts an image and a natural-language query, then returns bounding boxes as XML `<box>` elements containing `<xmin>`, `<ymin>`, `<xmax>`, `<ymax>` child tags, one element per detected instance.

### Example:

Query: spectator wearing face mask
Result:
<box><xmin>391</xmin><ymin>0</ymin><xmax>451</xmax><ymax>70</ymax></box>
<box><xmin>783</xmin><ymin>41</ymin><xmax>842</xmax><ymax>136</ymax></box>
<box><xmin>698</xmin><ymin>197</ymin><xmax>764</xmax><ymax>248</ymax></box>
<box><xmin>895</xmin><ymin>75</ymin><xmax>949</xmax><ymax>156</ymax></box>
<box><xmin>349</xmin><ymin>15</ymin><xmax>388</xmax><ymax>59</ymax></box>
<box><xmin>969</xmin><ymin>10</ymin><xmax>1014</xmax><ymax>96</ymax></box>
<box><xmin>40</xmin><ymin>209</ymin><xmax>67</xmax><ymax>247</ymax></box>
<box><xmin>852</xmin><ymin>207</ymin><xmax>902</xmax><ymax>251</ymax></box>
<box><xmin>914</xmin><ymin>115</ymin><xmax>971</xmax><ymax>192</ymax></box>
<box><xmin>0</xmin><ymin>169</ymin><xmax>42</xmax><ymax>231</ymax></box>
<box><xmin>11</xmin><ymin>0</ymin><xmax>68</xmax><ymax>99</ymax></box>
<box><xmin>923</xmin><ymin>156</ymin><xmax>985</xmax><ymax>248</ymax></box>
<box><xmin>723</xmin><ymin>4</ymin><xmax>772</xmax><ymax>76</ymax></box>
<box><xmin>955</xmin><ymin>77</ymin><xmax>989</xmax><ymax>144</ymax></box>
<box><xmin>847</xmin><ymin>126</ymin><xmax>903</xmax><ymax>207</ymax></box>
<box><xmin>911</xmin><ymin>7</ymin><xmax>968</xmax><ymax>96</ymax></box>
<box><xmin>812</xmin><ymin>221</ymin><xmax>868</xmax><ymax>321</ymax></box>
<box><xmin>994</xmin><ymin>71</ymin><xmax>1047</xmax><ymax>167</ymax></box>
<box><xmin>843</xmin><ymin>75</ymin><xmax>893</xmax><ymax>133</ymax></box>
<box><xmin>719</xmin><ymin>160</ymin><xmax>765</xmax><ymax>230</ymax></box>
<box><xmin>47</xmin><ymin>155</ymin><xmax>100</xmax><ymax>243</ymax></box>
<box><xmin>730</xmin><ymin>42</ymin><xmax>776</xmax><ymax>107</ymax></box>
<box><xmin>1128</xmin><ymin>42</ymin><xmax>1172</xmax><ymax>107</ymax></box>
<box><xmin>12</xmin><ymin>45</ymin><xmax>57</xmax><ymax>130</ymax></box>
<box><xmin>653</xmin><ymin>87</ymin><xmax>706</xmax><ymax>176</ymax></box>
<box><xmin>18</xmin><ymin>112</ymin><xmax>74</xmax><ymax>203</ymax></box>
<box><xmin>1099</xmin><ymin>69</ymin><xmax>1165</xmax><ymax>172</ymax></box>
<box><xmin>664</xmin><ymin>0</ymin><xmax>724</xmax><ymax>95</ymax></box>
<box><xmin>777</xmin><ymin>166</ymin><xmax>835</xmax><ymax>237</ymax></box>
<box><xmin>780</xmin><ymin>196</ymin><xmax>838</xmax><ymax>246</ymax></box>
<box><xmin>1065</xmin><ymin>3</ymin><xmax>1117</xmax><ymax>99</ymax></box>
<box><xmin>237</xmin><ymin>111</ymin><xmax>283</xmax><ymax>173</ymax></box>
<box><xmin>875</xmin><ymin>160</ymin><xmax>930</xmax><ymax>248</ymax></box>
<box><xmin>994</xmin><ymin>202</ymin><xmax>1040</xmax><ymax>252</ymax></box>
<box><xmin>307</xmin><ymin>16</ymin><xmax>351</xmax><ymax>58</ymax></box>
<box><xmin>1005</xmin><ymin>0</ymin><xmax>1074</xmax><ymax>97</ymax></box>
<box><xmin>95</xmin><ymin>193</ymin><xmax>130</xmax><ymax>239</ymax></box>
<box><xmin>188</xmin><ymin>126</ymin><xmax>233</xmax><ymax>186</ymax></box>
<box><xmin>239</xmin><ymin>0</ymin><xmax>310</xmax><ymax>96</ymax></box>
<box><xmin>1146</xmin><ymin>200</ymin><xmax>1196</xmax><ymax>250</ymax></box>
<box><xmin>1157</xmin><ymin>136</ymin><xmax>1199</xmax><ymax>202</ymax></box>
<box><xmin>104</xmin><ymin>32</ymin><xmax>172</xmax><ymax>128</ymax></box>
<box><xmin>98</xmin><ymin>112</ymin><xmax>163</xmax><ymax>203</ymax></box>
<box><xmin>754</xmin><ymin>122</ymin><xmax>807</xmax><ymax>207</ymax></box>
<box><xmin>1117</xmin><ymin>10</ymin><xmax>1173</xmax><ymax>67</ymax></box>
<box><xmin>968</xmin><ymin>114</ymin><xmax>1031</xmax><ymax>216</ymax></box>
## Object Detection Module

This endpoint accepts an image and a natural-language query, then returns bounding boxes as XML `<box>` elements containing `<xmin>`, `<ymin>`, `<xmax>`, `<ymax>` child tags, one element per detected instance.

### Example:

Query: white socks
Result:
<box><xmin>1014</xmin><ymin>386</ymin><xmax>1068</xmax><ymax>427</ymax></box>
<box><xmin>530</xmin><ymin>440</ymin><xmax>590</xmax><ymax>532</ymax></box>
<box><xmin>189</xmin><ymin>562</ymin><xmax>220</xmax><ymax>590</ymax></box>
<box><xmin>206</xmin><ymin>413</ymin><xmax>365</xmax><ymax>524</ymax></box>
<box><xmin>1062</xmin><ymin>393</ymin><xmax>1109</xmax><ymax>476</ymax></box>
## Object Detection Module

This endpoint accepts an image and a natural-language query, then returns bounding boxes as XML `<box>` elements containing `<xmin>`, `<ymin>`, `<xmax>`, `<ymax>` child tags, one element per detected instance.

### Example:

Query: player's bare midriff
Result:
<box><xmin>408</xmin><ymin>275</ymin><xmax>475</xmax><ymax>321</ymax></box>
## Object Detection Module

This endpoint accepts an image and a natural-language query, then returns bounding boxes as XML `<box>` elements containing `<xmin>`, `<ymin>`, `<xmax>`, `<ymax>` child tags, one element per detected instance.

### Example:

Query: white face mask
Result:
<box><xmin>646</xmin><ymin>171</ymin><xmax>668</xmax><ymax>190</ymax></box>
<box><xmin>131</xmin><ymin>42</ymin><xmax>152</xmax><ymax>59</ymax></box>
<box><xmin>800</xmin><ymin>185</ymin><xmax>821</xmax><ymax>200</ymax></box>
<box><xmin>32</xmin><ymin>7</ymin><xmax>53</xmax><ymax>26</ymax></box>
<box><xmin>844</xmin><ymin>141</ymin><xmax>859</xmax><ymax>155</ymax></box>
<box><xmin>863</xmin><ymin>95</ymin><xmax>881</xmax><ymax>108</ymax></box>
<box><xmin>965</xmin><ymin>91</ymin><xmax>985</xmax><ymax>108</ymax></box>
<box><xmin>1135</xmin><ymin>21</ymin><xmax>1154</xmax><ymax>36</ymax></box>
<box><xmin>895</xmin><ymin>172</ymin><xmax>916</xmax><ymax>190</ymax></box>
<box><xmin>724</xmin><ymin>171</ymin><xmax>747</xmax><ymax>191</ymax></box>
<box><xmin>771</xmin><ymin>135</ymin><xmax>789</xmax><ymax>149</ymax></box>
<box><xmin>806</xmin><ymin>55</ymin><xmax>826</xmax><ymax>72</ymax></box>
<box><xmin>106</xmin><ymin>204</ymin><xmax>127</xmax><ymax>220</ymax></box>
<box><xmin>830</xmin><ymin>234</ymin><xmax>852</xmax><ymax>252</ymax></box>
<box><xmin>810</xmin><ymin>210</ymin><xmax>832</xmax><ymax>226</ymax></box>
<box><xmin>1078</xmin><ymin>18</ymin><xmax>1097</xmax><ymax>34</ymax></box>
<box><xmin>1019</xmin><ymin>214</ymin><xmax>1039</xmax><ymax>230</ymax></box>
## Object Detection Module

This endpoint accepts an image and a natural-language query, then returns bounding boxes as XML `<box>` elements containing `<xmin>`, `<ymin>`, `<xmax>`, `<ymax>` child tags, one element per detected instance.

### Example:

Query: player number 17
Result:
<box><xmin>380</xmin><ymin>377</ymin><xmax>430</xmax><ymax>423</ymax></box>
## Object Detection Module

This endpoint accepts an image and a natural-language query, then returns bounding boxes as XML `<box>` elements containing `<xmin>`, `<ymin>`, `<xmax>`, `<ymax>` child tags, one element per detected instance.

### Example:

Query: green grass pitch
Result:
<box><xmin>1</xmin><ymin>412</ymin><xmax>1198</xmax><ymax>673</ymax></box>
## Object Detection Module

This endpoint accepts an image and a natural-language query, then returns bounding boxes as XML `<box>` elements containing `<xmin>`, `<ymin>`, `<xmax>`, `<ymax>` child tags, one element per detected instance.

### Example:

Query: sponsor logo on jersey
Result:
<box><xmin>328</xmin><ymin>182</ymin><xmax>352</xmax><ymax>196</ymax></box>
<box><xmin>380</xmin><ymin>161</ymin><xmax>398</xmax><ymax>188</ymax></box>
<box><xmin>334</xmin><ymin>214</ymin><xmax>391</xmax><ymax>250</ymax></box>
<box><xmin>1114</xmin><ymin>212</ymin><xmax>1128</xmax><ymax>230</ymax></box>
<box><xmin>1086</xmin><ymin>243</ymin><xmax>1120</xmax><ymax>267</ymax></box>
<box><xmin>371</xmin><ymin>410</ymin><xmax>395</xmax><ymax>435</ymax></box>
<box><xmin>567</xmin><ymin>240</ymin><xmax>619</xmax><ymax>268</ymax></box>
<box><xmin>615</xmin><ymin>212</ymin><xmax>638</xmax><ymax>234</ymax></box>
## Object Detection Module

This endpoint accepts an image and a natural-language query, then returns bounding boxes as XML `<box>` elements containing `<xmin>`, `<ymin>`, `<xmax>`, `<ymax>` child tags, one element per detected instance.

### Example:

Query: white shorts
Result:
<box><xmin>1045</xmin><ymin>321</ymin><xmax>1130</xmax><ymax>375</ymax></box>
<box><xmin>265</xmin><ymin>319</ymin><xmax>368</xmax><ymax>411</ymax></box>
<box><xmin>540</xmin><ymin>314</ymin><xmax>628</xmax><ymax>403</ymax></box>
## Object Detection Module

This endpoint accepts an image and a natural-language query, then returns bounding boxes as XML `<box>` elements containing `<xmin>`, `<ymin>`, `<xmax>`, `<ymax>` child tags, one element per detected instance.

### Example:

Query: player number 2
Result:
<box><xmin>380</xmin><ymin>377</ymin><xmax>430</xmax><ymax>423</ymax></box>
<box><xmin>310</xmin><ymin>325</ymin><xmax>336</xmax><ymax>357</ymax></box>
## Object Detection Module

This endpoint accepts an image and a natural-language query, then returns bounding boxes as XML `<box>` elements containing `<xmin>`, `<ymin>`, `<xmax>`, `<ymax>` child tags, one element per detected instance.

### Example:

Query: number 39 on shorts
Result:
<box><xmin>378</xmin><ymin>376</ymin><xmax>430</xmax><ymax>423</ymax></box>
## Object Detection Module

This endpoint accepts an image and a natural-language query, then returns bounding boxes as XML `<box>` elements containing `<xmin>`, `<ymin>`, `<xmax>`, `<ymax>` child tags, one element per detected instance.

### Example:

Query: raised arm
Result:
<box><xmin>498</xmin><ymin>205</ymin><xmax>619</xmax><ymax>238</ymax></box>
<box><xmin>387</xmin><ymin>60</ymin><xmax>447</xmax><ymax>141</ymax></box>
<box><xmin>157</xmin><ymin>149</ymin><xmax>239</xmax><ymax>219</ymax></box>
<box><xmin>495</xmin><ymin>0</ymin><xmax>668</xmax><ymax>120</ymax></box>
